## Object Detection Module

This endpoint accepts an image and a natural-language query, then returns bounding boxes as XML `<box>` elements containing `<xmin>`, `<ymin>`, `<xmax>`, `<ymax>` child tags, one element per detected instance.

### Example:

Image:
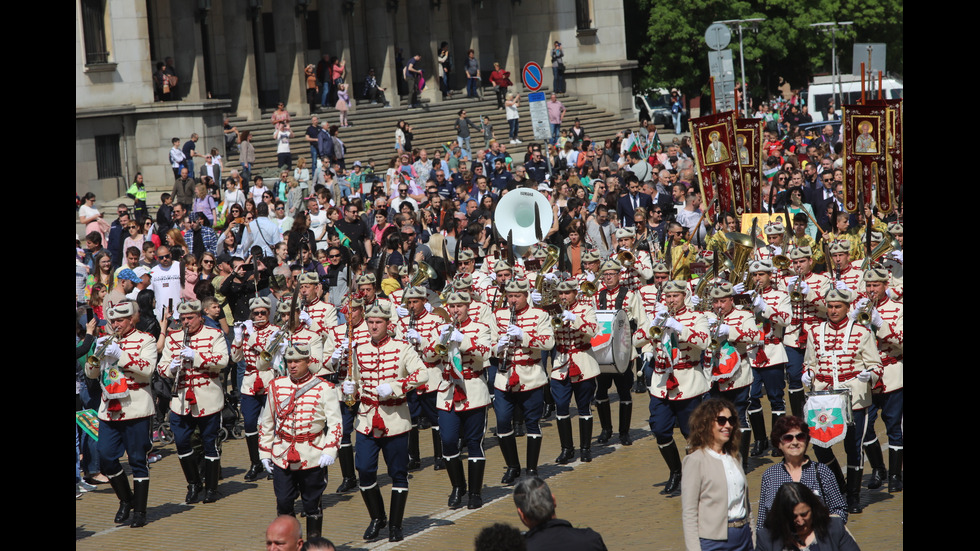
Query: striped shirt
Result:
<box><xmin>757</xmin><ymin>460</ymin><xmax>848</xmax><ymax>530</ymax></box>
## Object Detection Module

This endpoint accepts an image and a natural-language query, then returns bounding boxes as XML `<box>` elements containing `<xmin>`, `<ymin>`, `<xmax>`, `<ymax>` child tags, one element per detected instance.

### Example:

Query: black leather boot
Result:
<box><xmin>770</xmin><ymin>413</ymin><xmax>784</xmax><ymax>457</ymax></box>
<box><xmin>407</xmin><ymin>426</ymin><xmax>421</xmax><ymax>470</ymax></box>
<box><xmin>619</xmin><ymin>402</ymin><xmax>633</xmax><ymax>445</ymax></box>
<box><xmin>740</xmin><ymin>430</ymin><xmax>752</xmax><ymax>472</ymax></box>
<box><xmin>888</xmin><ymin>448</ymin><xmax>903</xmax><ymax>493</ymax></box>
<box><xmin>846</xmin><ymin>468</ymin><xmax>863</xmax><ymax>514</ymax></box>
<box><xmin>108</xmin><ymin>471</ymin><xmax>133</xmax><ymax>523</ymax></box>
<box><xmin>595</xmin><ymin>401</ymin><xmax>613</xmax><ymax>444</ymax></box>
<box><xmin>748</xmin><ymin>410</ymin><xmax>770</xmax><ymax>457</ymax></box>
<box><xmin>360</xmin><ymin>486</ymin><xmax>387</xmax><ymax>540</ymax></box>
<box><xmin>388</xmin><ymin>489</ymin><xmax>408</xmax><ymax>542</ymax></box>
<box><xmin>244</xmin><ymin>434</ymin><xmax>264</xmax><ymax>482</ymax></box>
<box><xmin>202</xmin><ymin>458</ymin><xmax>221</xmax><ymax>503</ymax></box>
<box><xmin>178</xmin><ymin>454</ymin><xmax>203</xmax><ymax>504</ymax></box>
<box><xmin>659</xmin><ymin>441</ymin><xmax>683</xmax><ymax>495</ymax></box>
<box><xmin>306</xmin><ymin>512</ymin><xmax>323</xmax><ymax>540</ymax></box>
<box><xmin>130</xmin><ymin>479</ymin><xmax>149</xmax><ymax>528</ymax></box>
<box><xmin>432</xmin><ymin>428</ymin><xmax>447</xmax><ymax>470</ymax></box>
<box><xmin>468</xmin><ymin>460</ymin><xmax>485</xmax><ymax>509</ymax></box>
<box><xmin>498</xmin><ymin>434</ymin><xmax>521</xmax><ymax>485</ymax></box>
<box><xmin>864</xmin><ymin>441</ymin><xmax>886</xmax><ymax>490</ymax></box>
<box><xmin>525</xmin><ymin>435</ymin><xmax>543</xmax><ymax>477</ymax></box>
<box><xmin>514</xmin><ymin>406</ymin><xmax>526</xmax><ymax>437</ymax></box>
<box><xmin>446</xmin><ymin>456</ymin><xmax>467</xmax><ymax>509</ymax></box>
<box><xmin>788</xmin><ymin>389</ymin><xmax>805</xmax><ymax>418</ymax></box>
<box><xmin>579</xmin><ymin>417</ymin><xmax>593</xmax><ymax>462</ymax></box>
<box><xmin>335</xmin><ymin>446</ymin><xmax>358</xmax><ymax>492</ymax></box>
<box><xmin>554</xmin><ymin>417</ymin><xmax>575</xmax><ymax>464</ymax></box>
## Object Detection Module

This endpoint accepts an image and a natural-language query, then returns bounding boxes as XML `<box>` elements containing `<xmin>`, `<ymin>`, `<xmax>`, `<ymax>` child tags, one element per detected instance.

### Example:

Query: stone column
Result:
<box><xmin>223</xmin><ymin>0</ymin><xmax>261</xmax><ymax>119</ymax></box>
<box><xmin>364</xmin><ymin>1</ymin><xmax>400</xmax><ymax>108</ymax></box>
<box><xmin>171</xmin><ymin>0</ymin><xmax>207</xmax><ymax>101</ymax></box>
<box><xmin>273</xmin><ymin>4</ymin><xmax>306</xmax><ymax>115</ymax></box>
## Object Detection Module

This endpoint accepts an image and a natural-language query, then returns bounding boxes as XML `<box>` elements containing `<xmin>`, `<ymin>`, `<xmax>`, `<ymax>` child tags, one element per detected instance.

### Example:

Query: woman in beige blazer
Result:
<box><xmin>681</xmin><ymin>398</ymin><xmax>752</xmax><ymax>551</ymax></box>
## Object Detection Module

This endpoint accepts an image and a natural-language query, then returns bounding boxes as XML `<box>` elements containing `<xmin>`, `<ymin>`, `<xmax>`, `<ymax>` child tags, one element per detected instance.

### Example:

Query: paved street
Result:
<box><xmin>76</xmin><ymin>392</ymin><xmax>902</xmax><ymax>550</ymax></box>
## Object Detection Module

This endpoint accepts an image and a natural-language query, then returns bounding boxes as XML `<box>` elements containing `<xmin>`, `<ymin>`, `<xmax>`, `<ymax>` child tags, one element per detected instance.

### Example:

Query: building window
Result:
<box><xmin>81</xmin><ymin>0</ymin><xmax>110</xmax><ymax>64</ymax></box>
<box><xmin>575</xmin><ymin>0</ymin><xmax>594</xmax><ymax>30</ymax></box>
<box><xmin>262</xmin><ymin>12</ymin><xmax>276</xmax><ymax>53</ymax></box>
<box><xmin>95</xmin><ymin>134</ymin><xmax>122</xmax><ymax>179</ymax></box>
<box><xmin>305</xmin><ymin>10</ymin><xmax>320</xmax><ymax>50</ymax></box>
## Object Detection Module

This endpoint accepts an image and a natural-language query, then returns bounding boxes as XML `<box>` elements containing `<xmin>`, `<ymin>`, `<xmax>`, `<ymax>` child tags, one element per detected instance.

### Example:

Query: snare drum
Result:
<box><xmin>592</xmin><ymin>309</ymin><xmax>632</xmax><ymax>374</ymax></box>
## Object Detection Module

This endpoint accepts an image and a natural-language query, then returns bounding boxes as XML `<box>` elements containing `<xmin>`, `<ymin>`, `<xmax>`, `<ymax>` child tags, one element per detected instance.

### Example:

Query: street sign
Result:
<box><xmin>522</xmin><ymin>62</ymin><xmax>543</xmax><ymax>92</ymax></box>
<box><xmin>528</xmin><ymin>91</ymin><xmax>551</xmax><ymax>140</ymax></box>
<box><xmin>705</xmin><ymin>23</ymin><xmax>731</xmax><ymax>51</ymax></box>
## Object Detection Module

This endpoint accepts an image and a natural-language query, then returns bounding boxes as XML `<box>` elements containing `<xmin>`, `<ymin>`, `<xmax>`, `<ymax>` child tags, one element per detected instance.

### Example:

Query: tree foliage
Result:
<box><xmin>630</xmin><ymin>0</ymin><xmax>903</xmax><ymax>99</ymax></box>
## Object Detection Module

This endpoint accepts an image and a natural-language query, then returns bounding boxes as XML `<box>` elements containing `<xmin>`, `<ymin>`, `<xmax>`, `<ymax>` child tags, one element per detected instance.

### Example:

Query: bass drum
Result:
<box><xmin>592</xmin><ymin>309</ymin><xmax>632</xmax><ymax>374</ymax></box>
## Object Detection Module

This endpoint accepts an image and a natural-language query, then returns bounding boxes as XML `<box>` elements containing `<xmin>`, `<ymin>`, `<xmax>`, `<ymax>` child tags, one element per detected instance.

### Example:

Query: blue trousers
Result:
<box><xmin>813</xmin><ymin>407</ymin><xmax>868</xmax><ymax>469</ymax></box>
<box><xmin>508</xmin><ymin>119</ymin><xmax>519</xmax><ymax>140</ymax></box>
<box><xmin>749</xmin><ymin>365</ymin><xmax>787</xmax><ymax>414</ymax></box>
<box><xmin>467</xmin><ymin>77</ymin><xmax>479</xmax><ymax>98</ymax></box>
<box><xmin>98</xmin><ymin>417</ymin><xmax>152</xmax><ymax>478</ymax></box>
<box><xmin>438</xmin><ymin>407</ymin><xmax>487</xmax><ymax>458</ymax></box>
<box><xmin>648</xmin><ymin>394</ymin><xmax>705</xmax><ymax>445</ymax></box>
<box><xmin>320</xmin><ymin>81</ymin><xmax>330</xmax><ymax>106</ymax></box>
<box><xmin>785</xmin><ymin>346</ymin><xmax>805</xmax><ymax>390</ymax></box>
<box><xmin>272</xmin><ymin>465</ymin><xmax>325</xmax><ymax>516</ymax></box>
<box><xmin>863</xmin><ymin>389</ymin><xmax>904</xmax><ymax>449</ymax></box>
<box><xmin>595</xmin><ymin>370</ymin><xmax>634</xmax><ymax>403</ymax></box>
<box><xmin>699</xmin><ymin>522</ymin><xmax>752</xmax><ymax>551</ymax></box>
<box><xmin>241</xmin><ymin>393</ymin><xmax>265</xmax><ymax>434</ymax></box>
<box><xmin>493</xmin><ymin>386</ymin><xmax>544</xmax><ymax>435</ymax></box>
<box><xmin>340</xmin><ymin>400</ymin><xmax>356</xmax><ymax>446</ymax></box>
<box><xmin>710</xmin><ymin>384</ymin><xmax>750</xmax><ymax>428</ymax></box>
<box><xmin>170</xmin><ymin>411</ymin><xmax>221</xmax><ymax>458</ymax></box>
<box><xmin>409</xmin><ymin>390</ymin><xmax>440</xmax><ymax>427</ymax></box>
<box><xmin>550</xmin><ymin>123</ymin><xmax>561</xmax><ymax>144</ymax></box>
<box><xmin>356</xmin><ymin>432</ymin><xmax>409</xmax><ymax>488</ymax></box>
<box><xmin>456</xmin><ymin>136</ymin><xmax>471</xmax><ymax>159</ymax></box>
<box><xmin>550</xmin><ymin>376</ymin><xmax>596</xmax><ymax>417</ymax></box>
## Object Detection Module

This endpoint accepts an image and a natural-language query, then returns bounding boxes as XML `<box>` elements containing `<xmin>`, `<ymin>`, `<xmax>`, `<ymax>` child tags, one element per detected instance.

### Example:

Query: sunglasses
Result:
<box><xmin>202</xmin><ymin>259</ymin><xmax>215</xmax><ymax>264</ymax></box>
<box><xmin>780</xmin><ymin>432</ymin><xmax>807</xmax><ymax>443</ymax></box>
<box><xmin>158</xmin><ymin>254</ymin><xmax>172</xmax><ymax>260</ymax></box>
<box><xmin>715</xmin><ymin>416</ymin><xmax>737</xmax><ymax>427</ymax></box>
<box><xmin>328</xmin><ymin>254</ymin><xmax>341</xmax><ymax>258</ymax></box>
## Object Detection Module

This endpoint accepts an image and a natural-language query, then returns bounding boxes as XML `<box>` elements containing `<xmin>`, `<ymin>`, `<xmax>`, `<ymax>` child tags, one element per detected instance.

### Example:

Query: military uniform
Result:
<box><xmin>781</xmin><ymin>246</ymin><xmax>831</xmax><ymax>416</ymax></box>
<box><xmin>493</xmin><ymin>279</ymin><xmax>555</xmax><ymax>484</ymax></box>
<box><xmin>84</xmin><ymin>301</ymin><xmax>156</xmax><ymax>527</ymax></box>
<box><xmin>157</xmin><ymin>300</ymin><xmax>229</xmax><ymax>504</ymax></box>
<box><xmin>259</xmin><ymin>343</ymin><xmax>342</xmax><ymax>540</ymax></box>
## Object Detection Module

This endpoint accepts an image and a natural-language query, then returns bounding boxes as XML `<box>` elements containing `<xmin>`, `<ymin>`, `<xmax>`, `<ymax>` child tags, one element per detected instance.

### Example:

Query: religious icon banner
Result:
<box><xmin>736</xmin><ymin>118</ymin><xmax>764</xmax><ymax>213</ymax></box>
<box><xmin>842</xmin><ymin>105</ymin><xmax>891</xmax><ymax>214</ymax></box>
<box><xmin>866</xmin><ymin>99</ymin><xmax>903</xmax><ymax>215</ymax></box>
<box><xmin>690</xmin><ymin>111</ymin><xmax>741</xmax><ymax>218</ymax></box>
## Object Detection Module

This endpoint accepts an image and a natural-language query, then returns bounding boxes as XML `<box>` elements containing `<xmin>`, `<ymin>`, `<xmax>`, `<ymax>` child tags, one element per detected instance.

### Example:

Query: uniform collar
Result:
<box><xmin>289</xmin><ymin>371</ymin><xmax>314</xmax><ymax>384</ymax></box>
<box><xmin>371</xmin><ymin>335</ymin><xmax>391</xmax><ymax>348</ymax></box>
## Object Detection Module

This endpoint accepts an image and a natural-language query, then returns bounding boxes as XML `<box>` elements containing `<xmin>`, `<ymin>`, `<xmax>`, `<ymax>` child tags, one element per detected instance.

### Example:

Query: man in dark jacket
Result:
<box><xmin>513</xmin><ymin>477</ymin><xmax>607</xmax><ymax>551</ymax></box>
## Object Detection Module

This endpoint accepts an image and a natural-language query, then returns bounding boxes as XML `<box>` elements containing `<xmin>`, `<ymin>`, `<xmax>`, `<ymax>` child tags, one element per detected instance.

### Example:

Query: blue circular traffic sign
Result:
<box><xmin>522</xmin><ymin>62</ymin><xmax>543</xmax><ymax>92</ymax></box>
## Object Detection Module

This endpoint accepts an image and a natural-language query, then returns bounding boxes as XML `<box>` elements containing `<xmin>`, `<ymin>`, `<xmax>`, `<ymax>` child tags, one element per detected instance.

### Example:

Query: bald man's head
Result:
<box><xmin>266</xmin><ymin>515</ymin><xmax>303</xmax><ymax>551</ymax></box>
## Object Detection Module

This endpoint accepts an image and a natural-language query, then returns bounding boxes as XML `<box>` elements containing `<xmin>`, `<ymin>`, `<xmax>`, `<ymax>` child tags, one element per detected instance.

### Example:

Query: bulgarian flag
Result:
<box><xmin>805</xmin><ymin>393</ymin><xmax>849</xmax><ymax>448</ymax></box>
<box><xmin>708</xmin><ymin>343</ymin><xmax>740</xmax><ymax>383</ymax></box>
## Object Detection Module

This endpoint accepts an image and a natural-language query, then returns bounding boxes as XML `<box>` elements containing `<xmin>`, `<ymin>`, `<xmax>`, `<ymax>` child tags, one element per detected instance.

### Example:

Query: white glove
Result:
<box><xmin>233</xmin><ymin>323</ymin><xmax>245</xmax><ymax>342</ymax></box>
<box><xmin>396</xmin><ymin>305</ymin><xmax>409</xmax><ymax>317</ymax></box>
<box><xmin>798</xmin><ymin>280</ymin><xmax>811</xmax><ymax>295</ymax></box>
<box><xmin>715</xmin><ymin>323</ymin><xmax>730</xmax><ymax>340</ymax></box>
<box><xmin>330</xmin><ymin>347</ymin><xmax>344</xmax><ymax>364</ymax></box>
<box><xmin>651</xmin><ymin>309</ymin><xmax>667</xmax><ymax>327</ymax></box>
<box><xmin>849</xmin><ymin>298</ymin><xmax>869</xmax><ymax>321</ymax></box>
<box><xmin>886</xmin><ymin>288</ymin><xmax>898</xmax><ymax>300</ymax></box>
<box><xmin>732</xmin><ymin>282</ymin><xmax>746</xmax><ymax>294</ymax></box>
<box><xmin>890</xmin><ymin>250</ymin><xmax>903</xmax><ymax>263</ymax></box>
<box><xmin>530</xmin><ymin>291</ymin><xmax>543</xmax><ymax>304</ymax></box>
<box><xmin>690</xmin><ymin>295</ymin><xmax>701</xmax><ymax>307</ymax></box>
<box><xmin>585</xmin><ymin>272</ymin><xmax>596</xmax><ymax>282</ymax></box>
<box><xmin>771</xmin><ymin>245</ymin><xmax>783</xmax><ymax>256</ymax></box>
<box><xmin>664</xmin><ymin>318</ymin><xmax>684</xmax><ymax>334</ymax></box>
<box><xmin>801</xmin><ymin>371</ymin><xmax>813</xmax><ymax>387</ymax></box>
<box><xmin>406</xmin><ymin>329</ymin><xmax>421</xmax><ymax>343</ymax></box>
<box><xmin>243</xmin><ymin>319</ymin><xmax>255</xmax><ymax>334</ymax></box>
<box><xmin>835</xmin><ymin>280</ymin><xmax>851</xmax><ymax>292</ymax></box>
<box><xmin>856</xmin><ymin>370</ymin><xmax>872</xmax><ymax>383</ymax></box>
<box><xmin>785</xmin><ymin>276</ymin><xmax>798</xmax><ymax>289</ymax></box>
<box><xmin>180</xmin><ymin>347</ymin><xmax>195</xmax><ymax>359</ymax></box>
<box><xmin>168</xmin><ymin>356</ymin><xmax>182</xmax><ymax>375</ymax></box>
<box><xmin>496</xmin><ymin>335</ymin><xmax>510</xmax><ymax>354</ymax></box>
<box><xmin>103</xmin><ymin>342</ymin><xmax>122</xmax><ymax>361</ymax></box>
<box><xmin>261</xmin><ymin>458</ymin><xmax>274</xmax><ymax>473</ymax></box>
<box><xmin>450</xmin><ymin>329</ymin><xmax>464</xmax><ymax>343</ymax></box>
<box><xmin>643</xmin><ymin>352</ymin><xmax>654</xmax><ymax>362</ymax></box>
<box><xmin>507</xmin><ymin>324</ymin><xmax>524</xmax><ymax>339</ymax></box>
<box><xmin>342</xmin><ymin>380</ymin><xmax>356</xmax><ymax>395</ymax></box>
<box><xmin>749</xmin><ymin>291</ymin><xmax>767</xmax><ymax>313</ymax></box>
<box><xmin>870</xmin><ymin>308</ymin><xmax>883</xmax><ymax>328</ymax></box>
<box><xmin>424</xmin><ymin>303</ymin><xmax>433</xmax><ymax>313</ymax></box>
<box><xmin>376</xmin><ymin>383</ymin><xmax>393</xmax><ymax>398</ymax></box>
<box><xmin>562</xmin><ymin>310</ymin><xmax>576</xmax><ymax>323</ymax></box>
<box><xmin>299</xmin><ymin>310</ymin><xmax>313</xmax><ymax>328</ymax></box>
<box><xmin>318</xmin><ymin>453</ymin><xmax>335</xmax><ymax>468</ymax></box>
<box><xmin>440</xmin><ymin>323</ymin><xmax>453</xmax><ymax>336</ymax></box>
<box><xmin>544</xmin><ymin>272</ymin><xmax>558</xmax><ymax>282</ymax></box>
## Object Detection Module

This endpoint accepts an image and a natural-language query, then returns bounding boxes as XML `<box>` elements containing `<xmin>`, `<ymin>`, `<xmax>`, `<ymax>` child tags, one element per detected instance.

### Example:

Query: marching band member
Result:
<box><xmin>387</xmin><ymin>266</ymin><xmax>411</xmax><ymax>306</ymax></box>
<box><xmin>802</xmin><ymin>288</ymin><xmax>882</xmax><ymax>515</ymax></box>
<box><xmin>703</xmin><ymin>281</ymin><xmax>763</xmax><ymax>470</ymax></box>
<box><xmin>781</xmin><ymin>246</ymin><xmax>831</xmax><ymax>417</ymax></box>
<box><xmin>758</xmin><ymin>221</ymin><xmax>787</xmax><ymax>263</ymax></box>
<box><xmin>858</xmin><ymin>268</ymin><xmax>904</xmax><ymax>493</ymax></box>
<box><xmin>550</xmin><ymin>279</ymin><xmax>600</xmax><ymax>464</ymax></box>
<box><xmin>343</xmin><ymin>302</ymin><xmax>427</xmax><ymax>542</ymax></box>
<box><xmin>483</xmin><ymin>260</ymin><xmax>515</xmax><ymax>309</ymax></box>
<box><xmin>615</xmin><ymin>227</ymin><xmax>654</xmax><ymax>291</ymax></box>
<box><xmin>157</xmin><ymin>300</ymin><xmax>229</xmax><ymax>504</ymax></box>
<box><xmin>666</xmin><ymin>222</ymin><xmax>698</xmax><ymax>281</ymax></box>
<box><xmin>594</xmin><ymin>259</ymin><xmax>647</xmax><ymax>446</ymax></box>
<box><xmin>395</xmin><ymin>286</ymin><xmax>448</xmax><ymax>471</ymax></box>
<box><xmin>323</xmin><ymin>294</ymin><xmax>369</xmax><ymax>493</ymax></box>
<box><xmin>435</xmin><ymin>291</ymin><xmax>492</xmax><ymax>509</ymax></box>
<box><xmin>745</xmin><ymin>260</ymin><xmax>792</xmax><ymax>458</ymax></box>
<box><xmin>493</xmin><ymin>279</ymin><xmax>555</xmax><ymax>484</ymax></box>
<box><xmin>265</xmin><ymin>300</ymin><xmax>324</xmax><ymax>376</ymax></box>
<box><xmin>258</xmin><ymin>343</ymin><xmax>342</xmax><ymax>541</ymax></box>
<box><xmin>298</xmin><ymin>272</ymin><xmax>338</xmax><ymax>335</ymax></box>
<box><xmin>646</xmin><ymin>280</ymin><xmax>709</xmax><ymax>496</ymax></box>
<box><xmin>791</xmin><ymin>213</ymin><xmax>823</xmax><ymax>266</ymax></box>
<box><xmin>229</xmin><ymin>297</ymin><xmax>279</xmax><ymax>482</ymax></box>
<box><xmin>84</xmin><ymin>301</ymin><xmax>156</xmax><ymax>528</ymax></box>
<box><xmin>452</xmin><ymin>274</ymin><xmax>496</xmax><ymax>329</ymax></box>
<box><xmin>458</xmin><ymin>249</ymin><xmax>492</xmax><ymax>298</ymax></box>
<box><xmin>357</xmin><ymin>274</ymin><xmax>397</xmax><ymax>322</ymax></box>
<box><xmin>574</xmin><ymin>250</ymin><xmax>602</xmax><ymax>309</ymax></box>
<box><xmin>829</xmin><ymin>240</ymin><xmax>862</xmax><ymax>292</ymax></box>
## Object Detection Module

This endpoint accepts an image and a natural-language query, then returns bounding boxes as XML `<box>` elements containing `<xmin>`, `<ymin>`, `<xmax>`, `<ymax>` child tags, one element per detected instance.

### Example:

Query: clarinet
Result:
<box><xmin>499</xmin><ymin>305</ymin><xmax>517</xmax><ymax>374</ymax></box>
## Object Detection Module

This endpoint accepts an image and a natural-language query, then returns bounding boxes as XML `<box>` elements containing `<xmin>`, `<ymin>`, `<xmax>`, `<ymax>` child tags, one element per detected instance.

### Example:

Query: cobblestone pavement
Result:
<box><xmin>76</xmin><ymin>392</ymin><xmax>902</xmax><ymax>550</ymax></box>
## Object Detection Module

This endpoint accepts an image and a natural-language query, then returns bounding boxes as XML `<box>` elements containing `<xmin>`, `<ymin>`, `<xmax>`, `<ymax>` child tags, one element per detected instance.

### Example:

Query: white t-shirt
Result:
<box><xmin>275</xmin><ymin>129</ymin><xmax>291</xmax><ymax>154</ymax></box>
<box><xmin>150</xmin><ymin>262</ymin><xmax>182</xmax><ymax>318</ymax></box>
<box><xmin>224</xmin><ymin>189</ymin><xmax>246</xmax><ymax>211</ymax></box>
<box><xmin>506</xmin><ymin>102</ymin><xmax>519</xmax><ymax>121</ymax></box>
<box><xmin>79</xmin><ymin>204</ymin><xmax>100</xmax><ymax>223</ymax></box>
<box><xmin>309</xmin><ymin>210</ymin><xmax>329</xmax><ymax>250</ymax></box>
<box><xmin>250</xmin><ymin>185</ymin><xmax>269</xmax><ymax>205</ymax></box>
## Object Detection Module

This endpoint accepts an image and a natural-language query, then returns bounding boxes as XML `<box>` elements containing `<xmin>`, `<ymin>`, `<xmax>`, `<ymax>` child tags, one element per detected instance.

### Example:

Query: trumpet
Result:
<box><xmin>580</xmin><ymin>275</ymin><xmax>598</xmax><ymax>297</ymax></box>
<box><xmin>854</xmin><ymin>295</ymin><xmax>878</xmax><ymax>326</ymax></box>
<box><xmin>617</xmin><ymin>247</ymin><xmax>635</xmax><ymax>265</ymax></box>
<box><xmin>648</xmin><ymin>305</ymin><xmax>675</xmax><ymax>340</ymax></box>
<box><xmin>87</xmin><ymin>332</ymin><xmax>117</xmax><ymax>368</ymax></box>
<box><xmin>434</xmin><ymin>311</ymin><xmax>461</xmax><ymax>357</ymax></box>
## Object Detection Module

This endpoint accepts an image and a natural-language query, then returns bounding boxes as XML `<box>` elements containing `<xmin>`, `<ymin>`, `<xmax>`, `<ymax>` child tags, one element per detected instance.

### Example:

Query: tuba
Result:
<box><xmin>493</xmin><ymin>189</ymin><xmax>555</xmax><ymax>247</ymax></box>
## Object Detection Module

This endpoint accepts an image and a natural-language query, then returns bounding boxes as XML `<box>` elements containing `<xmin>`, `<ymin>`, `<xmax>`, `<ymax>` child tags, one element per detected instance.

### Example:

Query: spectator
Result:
<box><xmin>464</xmin><ymin>49</ymin><xmax>481</xmax><ymax>99</ymax></box>
<box><xmin>505</xmin><ymin>93</ymin><xmax>521</xmax><ymax>144</ymax></box>
<box><xmin>274</xmin><ymin>120</ymin><xmax>293</xmax><ymax>170</ymax></box>
<box><xmin>513</xmin><ymin>476</ymin><xmax>607</xmax><ymax>551</ymax></box>
<box><xmin>182</xmin><ymin>133</ymin><xmax>204</xmax><ymax>175</ymax></box>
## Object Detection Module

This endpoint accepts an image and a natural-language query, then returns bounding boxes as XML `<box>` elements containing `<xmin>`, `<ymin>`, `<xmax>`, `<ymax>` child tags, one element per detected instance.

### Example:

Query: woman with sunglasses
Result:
<box><xmin>757</xmin><ymin>483</ymin><xmax>859</xmax><ymax>551</ymax></box>
<box><xmin>682</xmin><ymin>398</ymin><xmax>752</xmax><ymax>551</ymax></box>
<box><xmin>757</xmin><ymin>416</ymin><xmax>848</xmax><ymax>532</ymax></box>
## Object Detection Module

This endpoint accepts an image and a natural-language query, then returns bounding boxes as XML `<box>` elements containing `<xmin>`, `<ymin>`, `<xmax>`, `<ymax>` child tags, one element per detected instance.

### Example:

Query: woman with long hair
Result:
<box><xmin>123</xmin><ymin>217</ymin><xmax>145</xmax><ymax>254</ymax></box>
<box><xmin>682</xmin><ymin>398</ymin><xmax>752</xmax><ymax>551</ymax></box>
<box><xmin>757</xmin><ymin>483</ymin><xmax>860</xmax><ymax>551</ymax></box>
<box><xmin>193</xmin><ymin>182</ymin><xmax>217</xmax><ymax>224</ymax></box>
<box><xmin>140</xmin><ymin>215</ymin><xmax>162</xmax><ymax>248</ymax></box>
<box><xmin>287</xmin><ymin>211</ymin><xmax>315</xmax><ymax>261</ymax></box>
<box><xmin>199</xmin><ymin>251</ymin><xmax>218</xmax><ymax>280</ymax></box>
<box><xmin>166</xmin><ymin>228</ymin><xmax>188</xmax><ymax>259</ymax></box>
<box><xmin>79</xmin><ymin>192</ymin><xmax>107</xmax><ymax>243</ymax></box>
